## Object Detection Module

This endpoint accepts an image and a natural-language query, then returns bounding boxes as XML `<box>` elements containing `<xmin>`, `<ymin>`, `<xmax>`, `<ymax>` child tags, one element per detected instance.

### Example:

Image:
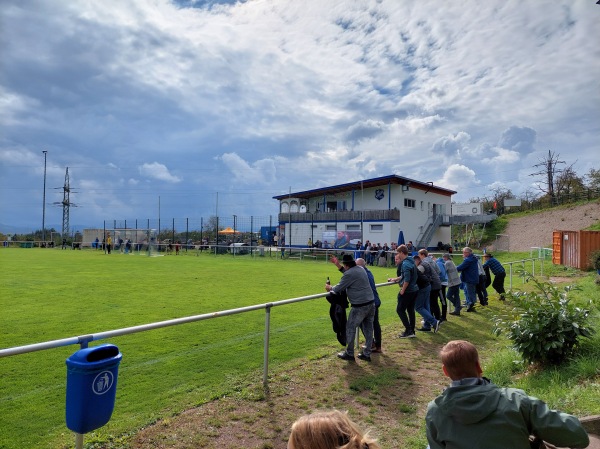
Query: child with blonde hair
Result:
<box><xmin>288</xmin><ymin>410</ymin><xmax>380</xmax><ymax>449</ymax></box>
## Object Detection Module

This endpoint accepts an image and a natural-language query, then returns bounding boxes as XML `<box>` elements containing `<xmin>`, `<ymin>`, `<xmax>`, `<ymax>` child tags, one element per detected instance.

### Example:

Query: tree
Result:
<box><xmin>529</xmin><ymin>150</ymin><xmax>570</xmax><ymax>204</ymax></box>
<box><xmin>203</xmin><ymin>216</ymin><xmax>219</xmax><ymax>242</ymax></box>
<box><xmin>521</xmin><ymin>187</ymin><xmax>541</xmax><ymax>203</ymax></box>
<box><xmin>489</xmin><ymin>186</ymin><xmax>514</xmax><ymax>213</ymax></box>
<box><xmin>555</xmin><ymin>166</ymin><xmax>585</xmax><ymax>196</ymax></box>
<box><xmin>585</xmin><ymin>168</ymin><xmax>600</xmax><ymax>190</ymax></box>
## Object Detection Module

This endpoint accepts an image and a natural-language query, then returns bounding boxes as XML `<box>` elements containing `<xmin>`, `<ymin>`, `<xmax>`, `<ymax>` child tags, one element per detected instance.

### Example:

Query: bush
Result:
<box><xmin>590</xmin><ymin>250</ymin><xmax>600</xmax><ymax>271</ymax></box>
<box><xmin>493</xmin><ymin>271</ymin><xmax>595</xmax><ymax>366</ymax></box>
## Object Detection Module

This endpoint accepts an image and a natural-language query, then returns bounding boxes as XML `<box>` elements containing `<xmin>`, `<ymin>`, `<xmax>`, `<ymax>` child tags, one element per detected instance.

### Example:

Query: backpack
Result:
<box><xmin>416</xmin><ymin>267</ymin><xmax>431</xmax><ymax>289</ymax></box>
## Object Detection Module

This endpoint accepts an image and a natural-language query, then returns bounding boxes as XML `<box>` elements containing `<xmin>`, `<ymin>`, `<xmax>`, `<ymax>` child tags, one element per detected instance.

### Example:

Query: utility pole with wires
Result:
<box><xmin>53</xmin><ymin>167</ymin><xmax>78</xmax><ymax>239</ymax></box>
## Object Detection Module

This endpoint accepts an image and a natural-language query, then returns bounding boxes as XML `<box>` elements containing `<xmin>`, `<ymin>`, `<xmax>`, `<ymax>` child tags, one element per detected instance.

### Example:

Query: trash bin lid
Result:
<box><xmin>66</xmin><ymin>344</ymin><xmax>122</xmax><ymax>369</ymax></box>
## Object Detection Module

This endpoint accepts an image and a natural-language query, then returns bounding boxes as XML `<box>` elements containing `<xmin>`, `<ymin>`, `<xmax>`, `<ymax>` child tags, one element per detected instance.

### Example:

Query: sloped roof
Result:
<box><xmin>273</xmin><ymin>174</ymin><xmax>456</xmax><ymax>200</ymax></box>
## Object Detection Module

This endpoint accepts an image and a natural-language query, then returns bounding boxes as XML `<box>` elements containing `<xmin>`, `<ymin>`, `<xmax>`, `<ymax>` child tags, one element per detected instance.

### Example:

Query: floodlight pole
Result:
<box><xmin>42</xmin><ymin>151</ymin><xmax>48</xmax><ymax>242</ymax></box>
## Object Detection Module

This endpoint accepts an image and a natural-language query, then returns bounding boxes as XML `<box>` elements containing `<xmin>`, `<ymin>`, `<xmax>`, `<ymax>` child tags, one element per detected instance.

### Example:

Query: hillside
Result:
<box><xmin>502</xmin><ymin>201</ymin><xmax>600</xmax><ymax>252</ymax></box>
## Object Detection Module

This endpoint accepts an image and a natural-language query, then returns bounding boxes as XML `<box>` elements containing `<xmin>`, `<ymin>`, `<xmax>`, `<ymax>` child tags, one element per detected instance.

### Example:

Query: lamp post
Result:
<box><xmin>42</xmin><ymin>151</ymin><xmax>48</xmax><ymax>242</ymax></box>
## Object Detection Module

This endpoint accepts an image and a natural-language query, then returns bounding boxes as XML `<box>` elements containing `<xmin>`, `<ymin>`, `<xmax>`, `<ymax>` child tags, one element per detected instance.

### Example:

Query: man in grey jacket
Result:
<box><xmin>443</xmin><ymin>253</ymin><xmax>462</xmax><ymax>316</ymax></box>
<box><xmin>426</xmin><ymin>340</ymin><xmax>589</xmax><ymax>449</ymax></box>
<box><xmin>325</xmin><ymin>253</ymin><xmax>375</xmax><ymax>362</ymax></box>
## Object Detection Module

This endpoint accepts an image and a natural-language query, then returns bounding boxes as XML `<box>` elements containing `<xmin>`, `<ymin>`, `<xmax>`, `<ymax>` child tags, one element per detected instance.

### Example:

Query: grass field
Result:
<box><xmin>0</xmin><ymin>248</ymin><xmax>402</xmax><ymax>449</ymax></box>
<box><xmin>1</xmin><ymin>248</ymin><xmax>598</xmax><ymax>449</ymax></box>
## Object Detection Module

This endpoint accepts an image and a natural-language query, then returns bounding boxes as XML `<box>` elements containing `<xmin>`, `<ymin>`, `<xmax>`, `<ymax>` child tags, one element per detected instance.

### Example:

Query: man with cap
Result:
<box><xmin>326</xmin><ymin>253</ymin><xmax>375</xmax><ymax>362</ymax></box>
<box><xmin>482</xmin><ymin>253</ymin><xmax>506</xmax><ymax>300</ymax></box>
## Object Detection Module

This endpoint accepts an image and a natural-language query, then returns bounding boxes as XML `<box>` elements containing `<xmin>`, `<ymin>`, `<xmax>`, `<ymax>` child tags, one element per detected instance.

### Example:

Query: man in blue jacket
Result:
<box><xmin>455</xmin><ymin>247</ymin><xmax>479</xmax><ymax>312</ymax></box>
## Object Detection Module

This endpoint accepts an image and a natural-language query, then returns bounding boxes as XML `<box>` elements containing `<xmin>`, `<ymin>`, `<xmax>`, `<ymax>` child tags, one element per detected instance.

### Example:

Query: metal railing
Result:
<box><xmin>502</xmin><ymin>257</ymin><xmax>545</xmax><ymax>290</ymax></box>
<box><xmin>0</xmin><ymin>256</ymin><xmax>546</xmax><ymax>364</ymax></box>
<box><xmin>0</xmin><ymin>283</ymin><xmax>401</xmax><ymax>387</ymax></box>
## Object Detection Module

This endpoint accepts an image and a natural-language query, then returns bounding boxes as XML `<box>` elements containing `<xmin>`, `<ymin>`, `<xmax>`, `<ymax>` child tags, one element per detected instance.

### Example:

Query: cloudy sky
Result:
<box><xmin>1</xmin><ymin>0</ymin><xmax>599</xmax><ymax>231</ymax></box>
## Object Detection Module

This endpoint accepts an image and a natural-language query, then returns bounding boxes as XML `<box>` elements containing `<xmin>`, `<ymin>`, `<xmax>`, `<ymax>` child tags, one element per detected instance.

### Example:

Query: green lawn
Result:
<box><xmin>0</xmin><ymin>248</ymin><xmax>598</xmax><ymax>449</ymax></box>
<box><xmin>0</xmin><ymin>249</ymin><xmax>400</xmax><ymax>449</ymax></box>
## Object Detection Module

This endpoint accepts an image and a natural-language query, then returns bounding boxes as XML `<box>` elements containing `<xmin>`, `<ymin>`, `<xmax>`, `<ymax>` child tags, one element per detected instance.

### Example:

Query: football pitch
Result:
<box><xmin>0</xmin><ymin>248</ymin><xmax>399</xmax><ymax>449</ymax></box>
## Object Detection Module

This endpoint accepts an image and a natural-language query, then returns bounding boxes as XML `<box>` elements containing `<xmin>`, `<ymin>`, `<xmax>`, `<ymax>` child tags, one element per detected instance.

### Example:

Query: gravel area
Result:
<box><xmin>501</xmin><ymin>201</ymin><xmax>600</xmax><ymax>252</ymax></box>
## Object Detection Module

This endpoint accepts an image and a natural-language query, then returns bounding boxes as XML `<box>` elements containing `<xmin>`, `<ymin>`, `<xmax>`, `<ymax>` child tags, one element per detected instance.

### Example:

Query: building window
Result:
<box><xmin>346</xmin><ymin>224</ymin><xmax>360</xmax><ymax>230</ymax></box>
<box><xmin>281</xmin><ymin>202</ymin><xmax>289</xmax><ymax>213</ymax></box>
<box><xmin>325</xmin><ymin>200</ymin><xmax>347</xmax><ymax>212</ymax></box>
<box><xmin>421</xmin><ymin>201</ymin><xmax>424</xmax><ymax>211</ymax></box>
<box><xmin>370</xmin><ymin>224</ymin><xmax>383</xmax><ymax>232</ymax></box>
<box><xmin>404</xmin><ymin>199</ymin><xmax>416</xmax><ymax>209</ymax></box>
<box><xmin>326</xmin><ymin>225</ymin><xmax>336</xmax><ymax>230</ymax></box>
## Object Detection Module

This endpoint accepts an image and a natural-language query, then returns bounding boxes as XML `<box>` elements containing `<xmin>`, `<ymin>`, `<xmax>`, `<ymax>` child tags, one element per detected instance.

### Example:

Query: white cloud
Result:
<box><xmin>0</xmin><ymin>0</ymin><xmax>598</xmax><ymax>228</ymax></box>
<box><xmin>220</xmin><ymin>153</ymin><xmax>276</xmax><ymax>185</ymax></box>
<box><xmin>436</xmin><ymin>164</ymin><xmax>480</xmax><ymax>196</ymax></box>
<box><xmin>481</xmin><ymin>147</ymin><xmax>521</xmax><ymax>166</ymax></box>
<box><xmin>138</xmin><ymin>162</ymin><xmax>181</xmax><ymax>183</ymax></box>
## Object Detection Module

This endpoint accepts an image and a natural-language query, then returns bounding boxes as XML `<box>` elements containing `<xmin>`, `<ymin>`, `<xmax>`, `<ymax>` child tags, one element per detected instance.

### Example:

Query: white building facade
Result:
<box><xmin>273</xmin><ymin>175</ymin><xmax>456</xmax><ymax>250</ymax></box>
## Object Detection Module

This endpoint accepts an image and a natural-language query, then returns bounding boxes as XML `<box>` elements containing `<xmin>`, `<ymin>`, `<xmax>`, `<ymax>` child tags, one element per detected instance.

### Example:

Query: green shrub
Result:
<box><xmin>493</xmin><ymin>271</ymin><xmax>595</xmax><ymax>366</ymax></box>
<box><xmin>590</xmin><ymin>250</ymin><xmax>600</xmax><ymax>271</ymax></box>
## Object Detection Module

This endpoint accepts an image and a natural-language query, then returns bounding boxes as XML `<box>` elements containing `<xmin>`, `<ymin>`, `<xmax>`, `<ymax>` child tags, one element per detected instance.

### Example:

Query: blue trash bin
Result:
<box><xmin>65</xmin><ymin>344</ymin><xmax>122</xmax><ymax>434</ymax></box>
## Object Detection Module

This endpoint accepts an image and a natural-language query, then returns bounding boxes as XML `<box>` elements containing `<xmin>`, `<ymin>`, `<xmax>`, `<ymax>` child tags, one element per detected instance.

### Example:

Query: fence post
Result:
<box><xmin>263</xmin><ymin>304</ymin><xmax>272</xmax><ymax>388</ymax></box>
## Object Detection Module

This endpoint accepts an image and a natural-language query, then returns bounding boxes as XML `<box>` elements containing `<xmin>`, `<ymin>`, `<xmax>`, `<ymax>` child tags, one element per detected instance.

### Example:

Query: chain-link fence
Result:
<box><xmin>94</xmin><ymin>216</ymin><xmax>278</xmax><ymax>253</ymax></box>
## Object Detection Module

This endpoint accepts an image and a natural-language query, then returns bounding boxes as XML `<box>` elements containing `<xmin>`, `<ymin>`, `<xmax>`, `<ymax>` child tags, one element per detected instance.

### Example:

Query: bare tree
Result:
<box><xmin>520</xmin><ymin>187</ymin><xmax>541</xmax><ymax>205</ymax></box>
<box><xmin>529</xmin><ymin>150</ymin><xmax>573</xmax><ymax>204</ymax></box>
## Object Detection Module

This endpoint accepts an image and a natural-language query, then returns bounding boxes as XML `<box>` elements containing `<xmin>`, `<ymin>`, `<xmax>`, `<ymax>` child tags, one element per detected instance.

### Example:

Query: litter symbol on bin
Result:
<box><xmin>93</xmin><ymin>371</ymin><xmax>114</xmax><ymax>395</ymax></box>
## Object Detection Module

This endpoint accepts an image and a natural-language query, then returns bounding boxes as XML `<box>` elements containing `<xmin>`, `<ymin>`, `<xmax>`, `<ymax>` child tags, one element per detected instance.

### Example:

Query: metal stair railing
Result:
<box><xmin>415</xmin><ymin>214</ymin><xmax>443</xmax><ymax>249</ymax></box>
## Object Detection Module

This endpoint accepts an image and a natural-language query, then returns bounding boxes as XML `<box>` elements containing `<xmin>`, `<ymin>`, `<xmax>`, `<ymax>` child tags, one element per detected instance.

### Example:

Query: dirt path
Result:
<box><xmin>499</xmin><ymin>201</ymin><xmax>600</xmax><ymax>252</ymax></box>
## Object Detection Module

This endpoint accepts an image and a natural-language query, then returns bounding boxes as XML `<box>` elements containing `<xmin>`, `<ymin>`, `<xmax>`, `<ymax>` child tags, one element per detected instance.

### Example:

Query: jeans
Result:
<box><xmin>464</xmin><ymin>282</ymin><xmax>477</xmax><ymax>307</ymax></box>
<box><xmin>346</xmin><ymin>303</ymin><xmax>375</xmax><ymax>356</ymax></box>
<box><xmin>363</xmin><ymin>305</ymin><xmax>381</xmax><ymax>348</ymax></box>
<box><xmin>447</xmin><ymin>284</ymin><xmax>461</xmax><ymax>311</ymax></box>
<box><xmin>415</xmin><ymin>284</ymin><xmax>437</xmax><ymax>329</ymax></box>
<box><xmin>397</xmin><ymin>289</ymin><xmax>418</xmax><ymax>334</ymax></box>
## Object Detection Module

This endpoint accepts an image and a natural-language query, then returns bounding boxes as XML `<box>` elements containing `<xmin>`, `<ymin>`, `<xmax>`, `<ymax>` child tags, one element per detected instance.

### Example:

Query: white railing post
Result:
<box><xmin>75</xmin><ymin>433</ymin><xmax>83</xmax><ymax>449</ymax></box>
<box><xmin>263</xmin><ymin>304</ymin><xmax>272</xmax><ymax>388</ymax></box>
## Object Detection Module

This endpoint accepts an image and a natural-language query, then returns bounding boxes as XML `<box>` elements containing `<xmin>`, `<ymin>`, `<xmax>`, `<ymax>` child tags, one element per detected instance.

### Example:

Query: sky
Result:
<box><xmin>1</xmin><ymin>0</ymin><xmax>599</xmax><ymax>232</ymax></box>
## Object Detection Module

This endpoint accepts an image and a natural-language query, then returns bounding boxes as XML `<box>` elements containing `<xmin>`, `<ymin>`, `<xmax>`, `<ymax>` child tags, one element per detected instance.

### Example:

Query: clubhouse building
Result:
<box><xmin>272</xmin><ymin>174</ymin><xmax>457</xmax><ymax>250</ymax></box>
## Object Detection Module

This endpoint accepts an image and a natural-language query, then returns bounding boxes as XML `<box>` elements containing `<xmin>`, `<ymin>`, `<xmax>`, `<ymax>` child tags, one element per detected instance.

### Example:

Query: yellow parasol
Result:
<box><xmin>218</xmin><ymin>227</ymin><xmax>240</xmax><ymax>234</ymax></box>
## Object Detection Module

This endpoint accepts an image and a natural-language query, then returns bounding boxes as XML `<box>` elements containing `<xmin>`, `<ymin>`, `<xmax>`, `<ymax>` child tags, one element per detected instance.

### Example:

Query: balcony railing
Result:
<box><xmin>278</xmin><ymin>209</ymin><xmax>400</xmax><ymax>223</ymax></box>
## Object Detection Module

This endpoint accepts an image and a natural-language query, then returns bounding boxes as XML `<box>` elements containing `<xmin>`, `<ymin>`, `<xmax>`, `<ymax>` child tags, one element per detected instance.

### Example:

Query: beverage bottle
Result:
<box><xmin>326</xmin><ymin>276</ymin><xmax>331</xmax><ymax>285</ymax></box>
